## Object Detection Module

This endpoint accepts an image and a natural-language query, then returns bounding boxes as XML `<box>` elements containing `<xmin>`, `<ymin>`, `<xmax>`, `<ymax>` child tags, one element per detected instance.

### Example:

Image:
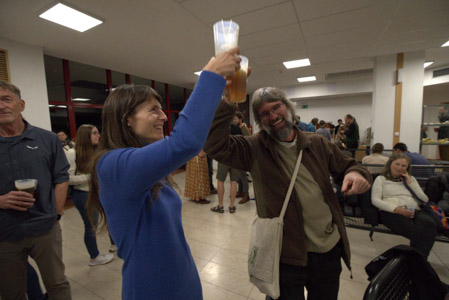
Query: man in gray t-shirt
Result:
<box><xmin>0</xmin><ymin>80</ymin><xmax>71</xmax><ymax>299</ymax></box>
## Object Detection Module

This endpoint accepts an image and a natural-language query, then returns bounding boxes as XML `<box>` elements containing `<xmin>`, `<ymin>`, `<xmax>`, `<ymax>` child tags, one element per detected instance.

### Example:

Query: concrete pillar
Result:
<box><xmin>371</xmin><ymin>51</ymin><xmax>425</xmax><ymax>152</ymax></box>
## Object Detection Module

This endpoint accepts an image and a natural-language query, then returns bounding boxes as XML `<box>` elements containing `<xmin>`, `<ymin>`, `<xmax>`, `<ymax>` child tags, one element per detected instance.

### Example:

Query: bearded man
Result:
<box><xmin>204</xmin><ymin>87</ymin><xmax>371</xmax><ymax>300</ymax></box>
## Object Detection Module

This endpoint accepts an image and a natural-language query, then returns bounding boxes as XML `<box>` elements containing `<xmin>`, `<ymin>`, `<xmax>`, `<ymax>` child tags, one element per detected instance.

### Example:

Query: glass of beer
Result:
<box><xmin>213</xmin><ymin>20</ymin><xmax>239</xmax><ymax>56</ymax></box>
<box><xmin>227</xmin><ymin>56</ymin><xmax>248</xmax><ymax>103</ymax></box>
<box><xmin>15</xmin><ymin>179</ymin><xmax>38</xmax><ymax>196</ymax></box>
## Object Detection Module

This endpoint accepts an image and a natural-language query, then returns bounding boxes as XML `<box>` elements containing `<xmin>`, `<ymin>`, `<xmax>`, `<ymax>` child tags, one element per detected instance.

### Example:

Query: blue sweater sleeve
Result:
<box><xmin>98</xmin><ymin>71</ymin><xmax>225</xmax><ymax>195</ymax></box>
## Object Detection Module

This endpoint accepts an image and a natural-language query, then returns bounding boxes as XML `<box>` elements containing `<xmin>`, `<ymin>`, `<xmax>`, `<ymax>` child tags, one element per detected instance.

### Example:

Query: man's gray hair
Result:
<box><xmin>251</xmin><ymin>87</ymin><xmax>296</xmax><ymax>128</ymax></box>
<box><xmin>0</xmin><ymin>80</ymin><xmax>21</xmax><ymax>99</ymax></box>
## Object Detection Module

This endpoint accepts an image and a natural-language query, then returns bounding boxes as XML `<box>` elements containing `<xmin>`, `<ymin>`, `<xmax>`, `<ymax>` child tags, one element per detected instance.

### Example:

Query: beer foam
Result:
<box><xmin>15</xmin><ymin>179</ymin><xmax>37</xmax><ymax>190</ymax></box>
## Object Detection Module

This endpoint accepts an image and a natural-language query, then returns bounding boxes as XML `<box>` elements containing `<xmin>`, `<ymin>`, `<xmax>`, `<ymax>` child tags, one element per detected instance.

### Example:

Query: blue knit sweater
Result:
<box><xmin>97</xmin><ymin>71</ymin><xmax>225</xmax><ymax>300</ymax></box>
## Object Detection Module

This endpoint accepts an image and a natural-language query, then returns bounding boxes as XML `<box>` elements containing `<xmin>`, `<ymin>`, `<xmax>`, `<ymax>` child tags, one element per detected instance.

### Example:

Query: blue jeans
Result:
<box><xmin>72</xmin><ymin>190</ymin><xmax>99</xmax><ymax>259</ymax></box>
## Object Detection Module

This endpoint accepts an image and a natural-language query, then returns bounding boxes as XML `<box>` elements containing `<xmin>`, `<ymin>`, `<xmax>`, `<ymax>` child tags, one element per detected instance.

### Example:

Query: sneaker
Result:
<box><xmin>210</xmin><ymin>188</ymin><xmax>218</xmax><ymax>195</ymax></box>
<box><xmin>109</xmin><ymin>245</ymin><xmax>117</xmax><ymax>253</ymax></box>
<box><xmin>89</xmin><ymin>253</ymin><xmax>114</xmax><ymax>266</ymax></box>
<box><xmin>238</xmin><ymin>195</ymin><xmax>250</xmax><ymax>204</ymax></box>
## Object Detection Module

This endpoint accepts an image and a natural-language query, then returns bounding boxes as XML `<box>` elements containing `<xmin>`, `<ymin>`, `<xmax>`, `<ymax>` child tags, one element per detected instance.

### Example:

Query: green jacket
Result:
<box><xmin>205</xmin><ymin>102</ymin><xmax>372</xmax><ymax>268</ymax></box>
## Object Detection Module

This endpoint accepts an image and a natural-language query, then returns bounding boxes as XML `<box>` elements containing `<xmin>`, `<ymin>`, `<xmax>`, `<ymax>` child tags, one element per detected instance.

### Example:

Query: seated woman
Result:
<box><xmin>362</xmin><ymin>143</ymin><xmax>389</xmax><ymax>174</ymax></box>
<box><xmin>86</xmin><ymin>48</ymin><xmax>240</xmax><ymax>299</ymax></box>
<box><xmin>371</xmin><ymin>153</ymin><xmax>438</xmax><ymax>258</ymax></box>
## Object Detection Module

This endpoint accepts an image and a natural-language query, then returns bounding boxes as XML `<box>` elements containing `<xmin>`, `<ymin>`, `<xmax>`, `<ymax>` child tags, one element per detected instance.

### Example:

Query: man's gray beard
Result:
<box><xmin>262</xmin><ymin>113</ymin><xmax>294</xmax><ymax>141</ymax></box>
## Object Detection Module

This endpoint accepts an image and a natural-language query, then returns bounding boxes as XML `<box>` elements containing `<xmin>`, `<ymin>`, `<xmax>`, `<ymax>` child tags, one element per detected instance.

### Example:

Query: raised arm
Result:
<box><xmin>204</xmin><ymin>100</ymin><xmax>254</xmax><ymax>172</ymax></box>
<box><xmin>98</xmin><ymin>48</ymin><xmax>241</xmax><ymax>194</ymax></box>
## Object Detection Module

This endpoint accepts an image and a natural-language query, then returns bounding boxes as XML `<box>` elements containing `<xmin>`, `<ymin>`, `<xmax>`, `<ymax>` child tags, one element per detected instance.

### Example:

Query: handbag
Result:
<box><xmin>402</xmin><ymin>178</ymin><xmax>449</xmax><ymax>234</ymax></box>
<box><xmin>248</xmin><ymin>150</ymin><xmax>303</xmax><ymax>299</ymax></box>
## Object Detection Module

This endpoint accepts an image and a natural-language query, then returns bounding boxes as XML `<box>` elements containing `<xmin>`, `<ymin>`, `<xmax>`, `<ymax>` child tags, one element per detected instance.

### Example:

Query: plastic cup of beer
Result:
<box><xmin>15</xmin><ymin>179</ymin><xmax>37</xmax><ymax>196</ymax></box>
<box><xmin>213</xmin><ymin>20</ymin><xmax>239</xmax><ymax>55</ymax></box>
<box><xmin>227</xmin><ymin>56</ymin><xmax>248</xmax><ymax>103</ymax></box>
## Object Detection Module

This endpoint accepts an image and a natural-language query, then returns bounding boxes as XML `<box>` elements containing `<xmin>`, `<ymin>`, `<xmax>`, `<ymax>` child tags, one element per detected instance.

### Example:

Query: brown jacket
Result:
<box><xmin>204</xmin><ymin>102</ymin><xmax>372</xmax><ymax>269</ymax></box>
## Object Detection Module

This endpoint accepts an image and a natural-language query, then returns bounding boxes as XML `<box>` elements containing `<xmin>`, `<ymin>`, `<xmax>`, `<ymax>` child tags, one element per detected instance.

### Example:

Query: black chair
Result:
<box><xmin>363</xmin><ymin>255</ymin><xmax>411</xmax><ymax>300</ymax></box>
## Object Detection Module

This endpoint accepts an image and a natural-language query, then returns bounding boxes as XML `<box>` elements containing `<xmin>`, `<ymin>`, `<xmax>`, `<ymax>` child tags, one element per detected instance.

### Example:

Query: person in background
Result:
<box><xmin>362</xmin><ymin>143</ymin><xmax>389</xmax><ymax>174</ymax></box>
<box><xmin>393</xmin><ymin>142</ymin><xmax>435</xmax><ymax>178</ymax></box>
<box><xmin>211</xmin><ymin>112</ymin><xmax>242</xmax><ymax>213</ymax></box>
<box><xmin>308</xmin><ymin>117</ymin><xmax>318</xmax><ymax>132</ymax></box>
<box><xmin>294</xmin><ymin>115</ymin><xmax>313</xmax><ymax>132</ymax></box>
<box><xmin>184</xmin><ymin>150</ymin><xmax>211</xmax><ymax>204</ymax></box>
<box><xmin>335</xmin><ymin>141</ymin><xmax>353</xmax><ymax>158</ymax></box>
<box><xmin>334</xmin><ymin>125</ymin><xmax>346</xmax><ymax>143</ymax></box>
<box><xmin>437</xmin><ymin>106</ymin><xmax>449</xmax><ymax>161</ymax></box>
<box><xmin>57</xmin><ymin>130</ymin><xmax>74</xmax><ymax>150</ymax></box>
<box><xmin>234</xmin><ymin>112</ymin><xmax>250</xmax><ymax>204</ymax></box>
<box><xmin>371</xmin><ymin>153</ymin><xmax>437</xmax><ymax>258</ymax></box>
<box><xmin>344</xmin><ymin>114</ymin><xmax>359</xmax><ymax>157</ymax></box>
<box><xmin>0</xmin><ymin>80</ymin><xmax>71</xmax><ymax>299</ymax></box>
<box><xmin>334</xmin><ymin>119</ymin><xmax>343</xmax><ymax>137</ymax></box>
<box><xmin>86</xmin><ymin>48</ymin><xmax>240</xmax><ymax>299</ymax></box>
<box><xmin>316</xmin><ymin>120</ymin><xmax>332</xmax><ymax>141</ymax></box>
<box><xmin>207</xmin><ymin>155</ymin><xmax>217</xmax><ymax>194</ymax></box>
<box><xmin>205</xmin><ymin>86</ymin><xmax>371</xmax><ymax>300</ymax></box>
<box><xmin>65</xmin><ymin>124</ymin><xmax>115</xmax><ymax>266</ymax></box>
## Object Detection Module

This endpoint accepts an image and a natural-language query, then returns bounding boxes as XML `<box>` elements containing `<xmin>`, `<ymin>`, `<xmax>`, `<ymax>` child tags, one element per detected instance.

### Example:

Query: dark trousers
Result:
<box><xmin>238</xmin><ymin>171</ymin><xmax>248</xmax><ymax>194</ymax></box>
<box><xmin>72</xmin><ymin>189</ymin><xmax>100</xmax><ymax>259</ymax></box>
<box><xmin>379</xmin><ymin>210</ymin><xmax>437</xmax><ymax>258</ymax></box>
<box><xmin>207</xmin><ymin>155</ymin><xmax>215</xmax><ymax>190</ymax></box>
<box><xmin>0</xmin><ymin>223</ymin><xmax>71</xmax><ymax>300</ymax></box>
<box><xmin>266</xmin><ymin>242</ymin><xmax>342</xmax><ymax>300</ymax></box>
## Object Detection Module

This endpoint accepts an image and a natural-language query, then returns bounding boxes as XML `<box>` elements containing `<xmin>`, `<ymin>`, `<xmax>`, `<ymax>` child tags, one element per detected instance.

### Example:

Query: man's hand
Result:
<box><xmin>341</xmin><ymin>171</ymin><xmax>370</xmax><ymax>196</ymax></box>
<box><xmin>0</xmin><ymin>191</ymin><xmax>35</xmax><ymax>211</ymax></box>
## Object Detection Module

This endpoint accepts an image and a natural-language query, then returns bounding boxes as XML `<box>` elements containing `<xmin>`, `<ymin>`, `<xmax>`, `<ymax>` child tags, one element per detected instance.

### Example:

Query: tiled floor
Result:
<box><xmin>32</xmin><ymin>171</ymin><xmax>449</xmax><ymax>299</ymax></box>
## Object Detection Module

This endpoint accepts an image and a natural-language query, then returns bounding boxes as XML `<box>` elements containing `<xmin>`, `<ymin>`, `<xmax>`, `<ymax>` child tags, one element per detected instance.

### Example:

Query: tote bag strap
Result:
<box><xmin>279</xmin><ymin>150</ymin><xmax>303</xmax><ymax>220</ymax></box>
<box><xmin>402</xmin><ymin>177</ymin><xmax>427</xmax><ymax>206</ymax></box>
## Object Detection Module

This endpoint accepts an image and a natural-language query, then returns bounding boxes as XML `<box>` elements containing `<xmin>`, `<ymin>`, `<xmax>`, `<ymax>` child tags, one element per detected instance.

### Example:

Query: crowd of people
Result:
<box><xmin>0</xmin><ymin>45</ymin><xmax>446</xmax><ymax>300</ymax></box>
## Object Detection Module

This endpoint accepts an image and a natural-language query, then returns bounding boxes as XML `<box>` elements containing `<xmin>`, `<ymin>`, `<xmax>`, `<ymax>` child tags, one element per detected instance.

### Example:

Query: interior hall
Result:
<box><xmin>1</xmin><ymin>0</ymin><xmax>449</xmax><ymax>299</ymax></box>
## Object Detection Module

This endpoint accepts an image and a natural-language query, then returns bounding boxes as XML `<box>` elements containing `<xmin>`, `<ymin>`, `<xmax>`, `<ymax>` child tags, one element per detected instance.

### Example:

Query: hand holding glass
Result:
<box><xmin>227</xmin><ymin>56</ymin><xmax>248</xmax><ymax>103</ymax></box>
<box><xmin>15</xmin><ymin>179</ymin><xmax>38</xmax><ymax>196</ymax></box>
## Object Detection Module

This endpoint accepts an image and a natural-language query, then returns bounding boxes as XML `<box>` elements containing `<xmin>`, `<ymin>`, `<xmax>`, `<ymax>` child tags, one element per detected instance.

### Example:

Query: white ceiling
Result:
<box><xmin>1</xmin><ymin>0</ymin><xmax>449</xmax><ymax>93</ymax></box>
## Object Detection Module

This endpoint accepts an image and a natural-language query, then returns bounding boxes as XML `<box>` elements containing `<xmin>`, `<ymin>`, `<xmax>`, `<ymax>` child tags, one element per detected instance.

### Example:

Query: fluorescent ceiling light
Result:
<box><xmin>48</xmin><ymin>105</ymin><xmax>55</xmax><ymax>107</ymax></box>
<box><xmin>194</xmin><ymin>71</ymin><xmax>202</xmax><ymax>76</ymax></box>
<box><xmin>56</xmin><ymin>105</ymin><xmax>67</xmax><ymax>108</ymax></box>
<box><xmin>39</xmin><ymin>3</ymin><xmax>103</xmax><ymax>32</ymax></box>
<box><xmin>297</xmin><ymin>76</ymin><xmax>316</xmax><ymax>83</ymax></box>
<box><xmin>424</xmin><ymin>61</ymin><xmax>434</xmax><ymax>68</ymax></box>
<box><xmin>442</xmin><ymin>40</ymin><xmax>449</xmax><ymax>47</ymax></box>
<box><xmin>283</xmin><ymin>59</ymin><xmax>311</xmax><ymax>69</ymax></box>
<box><xmin>72</xmin><ymin>98</ymin><xmax>90</xmax><ymax>101</ymax></box>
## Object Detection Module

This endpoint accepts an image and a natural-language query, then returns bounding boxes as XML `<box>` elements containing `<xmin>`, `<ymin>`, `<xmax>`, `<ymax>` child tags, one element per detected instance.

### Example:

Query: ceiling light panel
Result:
<box><xmin>283</xmin><ymin>58</ymin><xmax>311</xmax><ymax>69</ymax></box>
<box><xmin>39</xmin><ymin>3</ymin><xmax>103</xmax><ymax>32</ymax></box>
<box><xmin>297</xmin><ymin>76</ymin><xmax>316</xmax><ymax>83</ymax></box>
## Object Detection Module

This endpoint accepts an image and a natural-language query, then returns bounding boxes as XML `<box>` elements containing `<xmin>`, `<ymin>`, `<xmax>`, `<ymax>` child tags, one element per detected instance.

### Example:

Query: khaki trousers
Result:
<box><xmin>0</xmin><ymin>222</ymin><xmax>71</xmax><ymax>300</ymax></box>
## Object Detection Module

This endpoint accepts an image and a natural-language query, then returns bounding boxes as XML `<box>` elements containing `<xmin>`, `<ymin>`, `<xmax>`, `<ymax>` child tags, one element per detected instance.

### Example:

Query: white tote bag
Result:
<box><xmin>248</xmin><ymin>150</ymin><xmax>303</xmax><ymax>299</ymax></box>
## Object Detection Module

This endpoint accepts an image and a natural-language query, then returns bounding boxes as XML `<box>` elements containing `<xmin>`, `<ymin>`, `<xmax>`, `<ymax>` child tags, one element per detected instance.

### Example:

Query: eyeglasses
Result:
<box><xmin>259</xmin><ymin>102</ymin><xmax>284</xmax><ymax>122</ymax></box>
<box><xmin>91</xmin><ymin>131</ymin><xmax>100</xmax><ymax>136</ymax></box>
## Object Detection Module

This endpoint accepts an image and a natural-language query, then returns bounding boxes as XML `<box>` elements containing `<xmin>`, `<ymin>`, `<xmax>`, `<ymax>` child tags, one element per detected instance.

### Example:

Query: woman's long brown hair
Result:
<box><xmin>74</xmin><ymin>125</ymin><xmax>96</xmax><ymax>174</ymax></box>
<box><xmin>87</xmin><ymin>84</ymin><xmax>175</xmax><ymax>233</ymax></box>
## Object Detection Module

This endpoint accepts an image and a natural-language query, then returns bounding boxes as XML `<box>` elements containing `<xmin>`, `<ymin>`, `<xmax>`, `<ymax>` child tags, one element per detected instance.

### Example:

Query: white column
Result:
<box><xmin>371</xmin><ymin>54</ymin><xmax>396</xmax><ymax>149</ymax></box>
<box><xmin>0</xmin><ymin>38</ymin><xmax>51</xmax><ymax>131</ymax></box>
<box><xmin>371</xmin><ymin>51</ymin><xmax>425</xmax><ymax>152</ymax></box>
<box><xmin>400</xmin><ymin>51</ymin><xmax>425</xmax><ymax>152</ymax></box>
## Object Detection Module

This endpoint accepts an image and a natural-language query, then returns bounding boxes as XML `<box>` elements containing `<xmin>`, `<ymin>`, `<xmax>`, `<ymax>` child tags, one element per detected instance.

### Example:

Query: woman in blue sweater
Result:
<box><xmin>86</xmin><ymin>48</ymin><xmax>241</xmax><ymax>300</ymax></box>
